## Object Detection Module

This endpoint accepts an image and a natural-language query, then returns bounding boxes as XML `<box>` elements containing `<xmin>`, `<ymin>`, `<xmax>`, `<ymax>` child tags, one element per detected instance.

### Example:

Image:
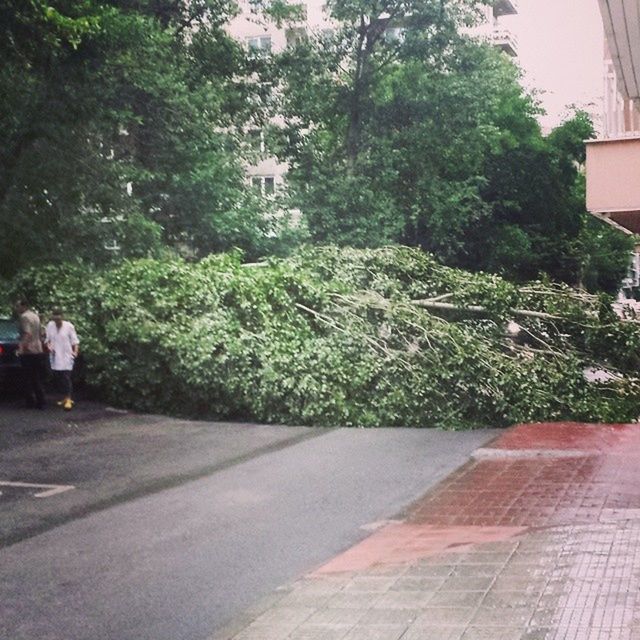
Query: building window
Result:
<box><xmin>247</xmin><ymin>35</ymin><xmax>272</xmax><ymax>53</ymax></box>
<box><xmin>252</xmin><ymin>175</ymin><xmax>276</xmax><ymax>196</ymax></box>
<box><xmin>286</xmin><ymin>27</ymin><xmax>307</xmax><ymax>47</ymax></box>
<box><xmin>248</xmin><ymin>128</ymin><xmax>265</xmax><ymax>155</ymax></box>
<box><xmin>384</xmin><ymin>27</ymin><xmax>405</xmax><ymax>43</ymax></box>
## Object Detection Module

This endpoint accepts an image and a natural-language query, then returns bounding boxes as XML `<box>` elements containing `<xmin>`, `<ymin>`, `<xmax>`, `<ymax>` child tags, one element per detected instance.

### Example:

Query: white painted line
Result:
<box><xmin>0</xmin><ymin>481</ymin><xmax>75</xmax><ymax>498</ymax></box>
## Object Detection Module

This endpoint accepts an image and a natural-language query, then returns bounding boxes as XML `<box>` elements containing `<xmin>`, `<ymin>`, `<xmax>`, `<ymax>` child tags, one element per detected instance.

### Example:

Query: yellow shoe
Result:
<box><xmin>63</xmin><ymin>398</ymin><xmax>74</xmax><ymax>411</ymax></box>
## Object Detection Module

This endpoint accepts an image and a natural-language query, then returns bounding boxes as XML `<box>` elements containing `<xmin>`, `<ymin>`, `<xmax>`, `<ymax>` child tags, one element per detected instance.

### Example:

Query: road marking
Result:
<box><xmin>0</xmin><ymin>481</ymin><xmax>75</xmax><ymax>498</ymax></box>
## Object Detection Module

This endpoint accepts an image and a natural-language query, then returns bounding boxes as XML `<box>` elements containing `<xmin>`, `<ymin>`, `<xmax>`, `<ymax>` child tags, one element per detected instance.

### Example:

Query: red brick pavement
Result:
<box><xmin>225</xmin><ymin>423</ymin><xmax>640</xmax><ymax>640</ymax></box>
<box><xmin>316</xmin><ymin>422</ymin><xmax>640</xmax><ymax>573</ymax></box>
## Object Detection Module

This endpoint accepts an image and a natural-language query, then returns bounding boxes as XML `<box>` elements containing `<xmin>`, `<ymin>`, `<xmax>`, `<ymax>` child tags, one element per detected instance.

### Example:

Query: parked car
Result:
<box><xmin>0</xmin><ymin>317</ymin><xmax>21</xmax><ymax>390</ymax></box>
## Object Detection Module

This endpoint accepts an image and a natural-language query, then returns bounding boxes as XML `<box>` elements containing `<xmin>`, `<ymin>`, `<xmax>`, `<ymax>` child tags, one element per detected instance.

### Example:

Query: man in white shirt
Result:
<box><xmin>15</xmin><ymin>299</ymin><xmax>45</xmax><ymax>409</ymax></box>
<box><xmin>45</xmin><ymin>309</ymin><xmax>79</xmax><ymax>411</ymax></box>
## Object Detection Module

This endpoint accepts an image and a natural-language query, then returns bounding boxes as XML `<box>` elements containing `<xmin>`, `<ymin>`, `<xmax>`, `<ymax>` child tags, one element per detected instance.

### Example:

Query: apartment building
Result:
<box><xmin>585</xmin><ymin>0</ymin><xmax>640</xmax><ymax>299</ymax></box>
<box><xmin>472</xmin><ymin>0</ymin><xmax>518</xmax><ymax>57</ymax></box>
<box><xmin>227</xmin><ymin>0</ymin><xmax>519</xmax><ymax>196</ymax></box>
<box><xmin>226</xmin><ymin>0</ymin><xmax>334</xmax><ymax>196</ymax></box>
<box><xmin>586</xmin><ymin>0</ymin><xmax>640</xmax><ymax>235</ymax></box>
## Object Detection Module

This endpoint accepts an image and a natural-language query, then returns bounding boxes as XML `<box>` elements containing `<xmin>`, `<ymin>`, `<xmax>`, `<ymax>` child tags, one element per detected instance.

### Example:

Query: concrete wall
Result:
<box><xmin>586</xmin><ymin>136</ymin><xmax>640</xmax><ymax>214</ymax></box>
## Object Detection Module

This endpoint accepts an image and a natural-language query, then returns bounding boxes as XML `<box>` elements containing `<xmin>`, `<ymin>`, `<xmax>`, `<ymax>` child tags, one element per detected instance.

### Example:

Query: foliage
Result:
<box><xmin>2</xmin><ymin>2</ymin><xmax>631</xmax><ymax>296</ymax></box>
<box><xmin>0</xmin><ymin>0</ymin><xmax>277</xmax><ymax>277</ymax></box>
<box><xmin>575</xmin><ymin>194</ymin><xmax>635</xmax><ymax>295</ymax></box>
<box><xmin>272</xmin><ymin>8</ymin><xmax>629</xmax><ymax>289</ymax></box>
<box><xmin>5</xmin><ymin>246</ymin><xmax>640</xmax><ymax>428</ymax></box>
<box><xmin>274</xmin><ymin>0</ymin><xmax>492</xmax><ymax>251</ymax></box>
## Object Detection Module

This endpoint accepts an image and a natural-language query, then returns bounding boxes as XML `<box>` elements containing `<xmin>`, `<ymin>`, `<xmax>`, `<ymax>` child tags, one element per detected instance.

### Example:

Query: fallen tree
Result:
<box><xmin>3</xmin><ymin>246</ymin><xmax>640</xmax><ymax>427</ymax></box>
<box><xmin>411</xmin><ymin>299</ymin><xmax>563</xmax><ymax>321</ymax></box>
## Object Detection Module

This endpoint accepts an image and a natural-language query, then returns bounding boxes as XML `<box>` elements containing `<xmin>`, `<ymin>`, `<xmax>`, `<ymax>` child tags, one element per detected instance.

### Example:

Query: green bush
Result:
<box><xmin>4</xmin><ymin>246</ymin><xmax>640</xmax><ymax>427</ymax></box>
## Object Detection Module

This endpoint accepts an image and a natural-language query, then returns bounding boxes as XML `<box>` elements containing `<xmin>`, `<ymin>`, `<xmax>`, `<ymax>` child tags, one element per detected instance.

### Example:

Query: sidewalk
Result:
<box><xmin>216</xmin><ymin>422</ymin><xmax>640</xmax><ymax>640</ymax></box>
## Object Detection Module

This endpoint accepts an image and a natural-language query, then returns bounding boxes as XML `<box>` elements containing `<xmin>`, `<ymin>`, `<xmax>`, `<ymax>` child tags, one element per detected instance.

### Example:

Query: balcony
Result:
<box><xmin>586</xmin><ymin>135</ymin><xmax>640</xmax><ymax>234</ymax></box>
<box><xmin>599</xmin><ymin>0</ymin><xmax>640</xmax><ymax>103</ymax></box>
<box><xmin>493</xmin><ymin>0</ymin><xmax>518</xmax><ymax>17</ymax></box>
<box><xmin>489</xmin><ymin>28</ymin><xmax>517</xmax><ymax>56</ymax></box>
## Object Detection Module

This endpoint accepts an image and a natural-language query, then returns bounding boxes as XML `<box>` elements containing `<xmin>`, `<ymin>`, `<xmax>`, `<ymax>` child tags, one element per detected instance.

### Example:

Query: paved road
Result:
<box><xmin>0</xmin><ymin>401</ymin><xmax>319</xmax><ymax>545</ymax></box>
<box><xmin>217</xmin><ymin>422</ymin><xmax>640</xmax><ymax>640</ymax></box>
<box><xmin>0</xmin><ymin>400</ymin><xmax>496</xmax><ymax>640</ymax></box>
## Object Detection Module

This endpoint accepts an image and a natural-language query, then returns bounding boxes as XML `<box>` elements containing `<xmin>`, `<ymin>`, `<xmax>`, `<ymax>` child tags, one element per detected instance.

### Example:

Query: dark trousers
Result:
<box><xmin>19</xmin><ymin>353</ymin><xmax>45</xmax><ymax>408</ymax></box>
<box><xmin>53</xmin><ymin>370</ymin><xmax>73</xmax><ymax>398</ymax></box>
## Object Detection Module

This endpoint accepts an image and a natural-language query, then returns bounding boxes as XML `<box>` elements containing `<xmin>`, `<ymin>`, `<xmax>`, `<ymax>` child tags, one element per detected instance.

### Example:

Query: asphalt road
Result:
<box><xmin>0</xmin><ymin>400</ymin><xmax>497</xmax><ymax>640</ymax></box>
<box><xmin>0</xmin><ymin>401</ymin><xmax>320</xmax><ymax>546</ymax></box>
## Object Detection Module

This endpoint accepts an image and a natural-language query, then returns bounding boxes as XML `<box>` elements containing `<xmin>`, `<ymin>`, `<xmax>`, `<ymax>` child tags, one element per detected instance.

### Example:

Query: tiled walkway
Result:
<box><xmin>216</xmin><ymin>423</ymin><xmax>640</xmax><ymax>640</ymax></box>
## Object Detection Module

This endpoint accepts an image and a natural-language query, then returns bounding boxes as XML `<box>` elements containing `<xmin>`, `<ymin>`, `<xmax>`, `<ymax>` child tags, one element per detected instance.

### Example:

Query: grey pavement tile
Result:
<box><xmin>473</xmin><ymin>542</ymin><xmax>519</xmax><ymax>554</ymax></box>
<box><xmin>508</xmin><ymin>552</ymin><xmax>559</xmax><ymax>566</ymax></box>
<box><xmin>514</xmin><ymin>541</ymin><xmax>562</xmax><ymax>553</ymax></box>
<box><xmin>457</xmin><ymin>552</ymin><xmax>512</xmax><ymax>565</ymax></box>
<box><xmin>399</xmin><ymin>625</ymin><xmax>465</xmax><ymax>639</ymax></box>
<box><xmin>277</xmin><ymin>591</ymin><xmax>335</xmax><ymax>609</ymax></box>
<box><xmin>413</xmin><ymin>607</ymin><xmax>475</xmax><ymax>627</ymax></box>
<box><xmin>518</xmin><ymin>629</ymin><xmax>552</xmax><ymax>640</ymax></box>
<box><xmin>358</xmin><ymin>609</ymin><xmax>421</xmax><ymax>626</ymax></box>
<box><xmin>325</xmin><ymin>592</ymin><xmax>383</xmax><ymax>610</ymax></box>
<box><xmin>404</xmin><ymin>563</ymin><xmax>456</xmax><ymax>577</ymax></box>
<box><xmin>251</xmin><ymin>606</ymin><xmax>316</xmax><ymax>627</ymax></box>
<box><xmin>527</xmin><ymin>610</ymin><xmax>558</xmax><ymax>627</ymax></box>
<box><xmin>342</xmin><ymin>625</ymin><xmax>407</xmax><ymax>640</ymax></box>
<box><xmin>554</xmin><ymin>608</ymin><xmax>596</xmax><ymax>631</ymax></box>
<box><xmin>426</xmin><ymin>590</ymin><xmax>485</xmax><ymax>608</ymax></box>
<box><xmin>343</xmin><ymin>577</ymin><xmax>398</xmax><ymax>593</ymax></box>
<box><xmin>461</xmin><ymin>628</ymin><xmax>523</xmax><ymax>640</ymax></box>
<box><xmin>543</xmin><ymin>630</ymin><xmax>612</xmax><ymax>640</ymax></box>
<box><xmin>291</xmin><ymin>579</ymin><xmax>351</xmax><ymax>597</ymax></box>
<box><xmin>498</xmin><ymin>564</ymin><xmax>549</xmax><ymax>578</ymax></box>
<box><xmin>452</xmin><ymin>564</ymin><xmax>503</xmax><ymax>578</ymax></box>
<box><xmin>420</xmin><ymin>553</ymin><xmax>466</xmax><ymax>565</ymax></box>
<box><xmin>232</xmin><ymin>623</ymin><xmax>301</xmax><ymax>640</ymax></box>
<box><xmin>365</xmin><ymin>563</ymin><xmax>410</xmax><ymax>576</ymax></box>
<box><xmin>391</xmin><ymin>576</ymin><xmax>445</xmax><ymax>592</ymax></box>
<box><xmin>470</xmin><ymin>605</ymin><xmax>534</xmax><ymax>627</ymax></box>
<box><xmin>305</xmin><ymin>609</ymin><xmax>369</xmax><ymax>626</ymax></box>
<box><xmin>491</xmin><ymin>577</ymin><xmax>547</xmax><ymax>593</ymax></box>
<box><xmin>439</xmin><ymin>576</ymin><xmax>494</xmax><ymax>592</ymax></box>
<box><xmin>374</xmin><ymin>591</ymin><xmax>434</xmax><ymax>610</ymax></box>
<box><xmin>287</xmin><ymin>624</ymin><xmax>352</xmax><ymax>640</ymax></box>
<box><xmin>482</xmin><ymin>591</ymin><xmax>540</xmax><ymax>608</ymax></box>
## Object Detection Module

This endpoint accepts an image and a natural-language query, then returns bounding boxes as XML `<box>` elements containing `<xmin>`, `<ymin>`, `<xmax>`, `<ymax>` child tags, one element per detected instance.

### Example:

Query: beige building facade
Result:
<box><xmin>585</xmin><ymin>0</ymin><xmax>640</xmax><ymax>296</ymax></box>
<box><xmin>586</xmin><ymin>0</ymin><xmax>640</xmax><ymax>235</ymax></box>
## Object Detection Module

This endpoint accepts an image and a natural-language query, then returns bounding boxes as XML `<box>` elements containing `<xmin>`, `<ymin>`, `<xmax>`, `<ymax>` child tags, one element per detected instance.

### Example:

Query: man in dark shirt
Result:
<box><xmin>15</xmin><ymin>299</ymin><xmax>45</xmax><ymax>409</ymax></box>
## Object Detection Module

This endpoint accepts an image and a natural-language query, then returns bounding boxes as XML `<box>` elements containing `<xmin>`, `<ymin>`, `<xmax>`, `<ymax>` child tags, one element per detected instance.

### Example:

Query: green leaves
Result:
<box><xmin>272</xmin><ymin>8</ymin><xmax>617</xmax><ymax>289</ymax></box>
<box><xmin>5</xmin><ymin>246</ymin><xmax>640</xmax><ymax>428</ymax></box>
<box><xmin>0</xmin><ymin>0</ymin><xmax>275</xmax><ymax>277</ymax></box>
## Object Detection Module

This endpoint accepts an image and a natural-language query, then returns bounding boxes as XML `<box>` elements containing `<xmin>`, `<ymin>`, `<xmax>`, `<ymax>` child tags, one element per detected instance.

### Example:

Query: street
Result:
<box><xmin>0</xmin><ymin>399</ymin><xmax>495</xmax><ymax>640</ymax></box>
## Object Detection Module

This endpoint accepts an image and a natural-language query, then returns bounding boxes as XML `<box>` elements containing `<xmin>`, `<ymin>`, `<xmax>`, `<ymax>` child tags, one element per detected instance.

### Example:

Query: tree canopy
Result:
<box><xmin>0</xmin><ymin>0</ymin><xmax>276</xmax><ymax>277</ymax></box>
<box><xmin>0</xmin><ymin>0</ymin><xmax>633</xmax><ymax>293</ymax></box>
<box><xmin>271</xmin><ymin>2</ymin><xmax>633</xmax><ymax>289</ymax></box>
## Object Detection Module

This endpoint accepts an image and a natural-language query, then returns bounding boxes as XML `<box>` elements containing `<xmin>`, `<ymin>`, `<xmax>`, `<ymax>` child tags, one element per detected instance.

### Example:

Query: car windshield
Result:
<box><xmin>0</xmin><ymin>319</ymin><xmax>19</xmax><ymax>341</ymax></box>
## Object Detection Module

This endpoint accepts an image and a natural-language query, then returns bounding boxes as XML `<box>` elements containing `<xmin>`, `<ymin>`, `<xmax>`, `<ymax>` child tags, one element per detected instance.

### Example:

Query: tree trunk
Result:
<box><xmin>0</xmin><ymin>130</ymin><xmax>41</xmax><ymax>208</ymax></box>
<box><xmin>411</xmin><ymin>299</ymin><xmax>564</xmax><ymax>321</ymax></box>
<box><xmin>346</xmin><ymin>15</ymin><xmax>368</xmax><ymax>168</ymax></box>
